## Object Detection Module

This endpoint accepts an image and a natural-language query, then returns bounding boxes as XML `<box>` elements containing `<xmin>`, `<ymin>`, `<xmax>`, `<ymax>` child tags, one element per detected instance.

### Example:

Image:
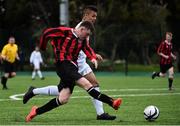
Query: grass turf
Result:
<box><xmin>0</xmin><ymin>72</ymin><xmax>180</xmax><ymax>125</ymax></box>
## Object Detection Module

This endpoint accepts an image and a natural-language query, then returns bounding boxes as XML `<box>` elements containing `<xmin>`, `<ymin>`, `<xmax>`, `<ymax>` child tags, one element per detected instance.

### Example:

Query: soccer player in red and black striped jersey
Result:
<box><xmin>23</xmin><ymin>5</ymin><xmax>116</xmax><ymax>120</ymax></box>
<box><xmin>152</xmin><ymin>32</ymin><xmax>176</xmax><ymax>90</ymax></box>
<box><xmin>25</xmin><ymin>21</ymin><xmax>122</xmax><ymax>122</ymax></box>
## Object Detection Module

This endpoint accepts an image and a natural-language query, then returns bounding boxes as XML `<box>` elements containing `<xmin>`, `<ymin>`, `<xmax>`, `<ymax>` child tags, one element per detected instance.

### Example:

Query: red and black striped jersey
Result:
<box><xmin>39</xmin><ymin>27</ymin><xmax>96</xmax><ymax>63</ymax></box>
<box><xmin>157</xmin><ymin>40</ymin><xmax>173</xmax><ymax>65</ymax></box>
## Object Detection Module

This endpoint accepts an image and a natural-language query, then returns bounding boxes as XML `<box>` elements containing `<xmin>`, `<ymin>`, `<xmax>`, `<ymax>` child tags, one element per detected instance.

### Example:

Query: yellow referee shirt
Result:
<box><xmin>1</xmin><ymin>43</ymin><xmax>18</xmax><ymax>63</ymax></box>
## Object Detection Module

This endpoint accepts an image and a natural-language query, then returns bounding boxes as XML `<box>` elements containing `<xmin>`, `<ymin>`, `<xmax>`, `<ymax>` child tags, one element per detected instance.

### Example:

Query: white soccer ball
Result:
<box><xmin>144</xmin><ymin>105</ymin><xmax>160</xmax><ymax>121</ymax></box>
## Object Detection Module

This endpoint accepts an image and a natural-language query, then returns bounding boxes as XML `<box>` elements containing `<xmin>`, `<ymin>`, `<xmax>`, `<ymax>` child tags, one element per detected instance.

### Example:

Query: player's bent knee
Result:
<box><xmin>58</xmin><ymin>97</ymin><xmax>69</xmax><ymax>104</ymax></box>
<box><xmin>58</xmin><ymin>88</ymin><xmax>71</xmax><ymax>104</ymax></box>
<box><xmin>76</xmin><ymin>77</ymin><xmax>93</xmax><ymax>90</ymax></box>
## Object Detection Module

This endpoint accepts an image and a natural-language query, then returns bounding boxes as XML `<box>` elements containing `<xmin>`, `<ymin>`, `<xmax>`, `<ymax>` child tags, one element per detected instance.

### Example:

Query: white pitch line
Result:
<box><xmin>9</xmin><ymin>93</ymin><xmax>24</xmax><ymax>100</ymax></box>
<box><xmin>2</xmin><ymin>88</ymin><xmax>179</xmax><ymax>102</ymax></box>
<box><xmin>73</xmin><ymin>88</ymin><xmax>180</xmax><ymax>93</ymax></box>
<box><xmin>9</xmin><ymin>88</ymin><xmax>171</xmax><ymax>100</ymax></box>
<box><xmin>5</xmin><ymin>92</ymin><xmax>180</xmax><ymax>101</ymax></box>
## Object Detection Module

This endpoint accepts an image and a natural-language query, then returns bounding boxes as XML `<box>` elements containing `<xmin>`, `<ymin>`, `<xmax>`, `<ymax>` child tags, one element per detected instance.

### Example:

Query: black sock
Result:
<box><xmin>87</xmin><ymin>87</ymin><xmax>113</xmax><ymax>106</ymax></box>
<box><xmin>168</xmin><ymin>78</ymin><xmax>173</xmax><ymax>89</ymax></box>
<box><xmin>36</xmin><ymin>98</ymin><xmax>61</xmax><ymax>115</ymax></box>
<box><xmin>1</xmin><ymin>76</ymin><xmax>7</xmax><ymax>87</ymax></box>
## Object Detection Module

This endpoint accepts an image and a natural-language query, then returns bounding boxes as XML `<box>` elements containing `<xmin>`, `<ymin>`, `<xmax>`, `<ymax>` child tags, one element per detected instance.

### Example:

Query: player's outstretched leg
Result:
<box><xmin>112</xmin><ymin>98</ymin><xmax>122</xmax><ymax>110</ymax></box>
<box><xmin>92</xmin><ymin>87</ymin><xmax>116</xmax><ymax>120</ymax></box>
<box><xmin>26</xmin><ymin>106</ymin><xmax>38</xmax><ymax>122</ymax></box>
<box><xmin>25</xmin><ymin>96</ymin><xmax>63</xmax><ymax>122</ymax></box>
<box><xmin>87</xmin><ymin>87</ymin><xmax>122</xmax><ymax>110</ymax></box>
<box><xmin>1</xmin><ymin>76</ymin><xmax>8</xmax><ymax>89</ymax></box>
<box><xmin>151</xmin><ymin>72</ymin><xmax>160</xmax><ymax>79</ymax></box>
<box><xmin>23</xmin><ymin>86</ymin><xmax>35</xmax><ymax>104</ymax></box>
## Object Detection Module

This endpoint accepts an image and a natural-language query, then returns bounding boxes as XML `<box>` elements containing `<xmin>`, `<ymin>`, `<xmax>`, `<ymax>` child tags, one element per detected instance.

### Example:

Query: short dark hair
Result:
<box><xmin>83</xmin><ymin>5</ymin><xmax>97</xmax><ymax>16</ymax></box>
<box><xmin>79</xmin><ymin>21</ymin><xmax>95</xmax><ymax>33</ymax></box>
<box><xmin>84</xmin><ymin>5</ymin><xmax>97</xmax><ymax>12</ymax></box>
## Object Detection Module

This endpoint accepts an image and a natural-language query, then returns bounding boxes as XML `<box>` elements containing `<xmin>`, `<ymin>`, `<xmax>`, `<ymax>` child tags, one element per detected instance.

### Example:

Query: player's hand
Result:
<box><xmin>96</xmin><ymin>54</ymin><xmax>103</xmax><ymax>62</ymax></box>
<box><xmin>91</xmin><ymin>59</ymin><xmax>98</xmax><ymax>69</ymax></box>
<box><xmin>3</xmin><ymin>57</ymin><xmax>9</xmax><ymax>62</ymax></box>
<box><xmin>16</xmin><ymin>56</ymin><xmax>20</xmax><ymax>61</ymax></box>
<box><xmin>172</xmin><ymin>55</ymin><xmax>177</xmax><ymax>60</ymax></box>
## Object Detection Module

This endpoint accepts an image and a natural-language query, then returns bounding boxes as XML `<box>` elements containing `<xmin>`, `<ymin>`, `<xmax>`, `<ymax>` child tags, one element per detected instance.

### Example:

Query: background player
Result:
<box><xmin>30</xmin><ymin>46</ymin><xmax>45</xmax><ymax>80</ymax></box>
<box><xmin>152</xmin><ymin>32</ymin><xmax>176</xmax><ymax>90</ymax></box>
<box><xmin>1</xmin><ymin>36</ymin><xmax>20</xmax><ymax>89</ymax></box>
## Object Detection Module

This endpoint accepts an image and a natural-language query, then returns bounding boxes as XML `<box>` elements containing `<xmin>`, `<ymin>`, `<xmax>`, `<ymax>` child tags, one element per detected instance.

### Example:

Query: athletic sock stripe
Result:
<box><xmin>97</xmin><ymin>94</ymin><xmax>101</xmax><ymax>99</ymax></box>
<box><xmin>56</xmin><ymin>98</ymin><xmax>61</xmax><ymax>106</ymax></box>
<box><xmin>87</xmin><ymin>87</ymin><xmax>94</xmax><ymax>93</ymax></box>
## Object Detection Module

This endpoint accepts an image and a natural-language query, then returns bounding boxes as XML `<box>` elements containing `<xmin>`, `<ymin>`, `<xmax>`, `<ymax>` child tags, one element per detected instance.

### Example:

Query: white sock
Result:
<box><xmin>91</xmin><ymin>86</ymin><xmax>104</xmax><ymax>115</ymax></box>
<box><xmin>33</xmin><ymin>86</ymin><xmax>59</xmax><ymax>96</ymax></box>
<box><xmin>37</xmin><ymin>70</ymin><xmax>43</xmax><ymax>78</ymax></box>
<box><xmin>32</xmin><ymin>71</ymin><xmax>36</xmax><ymax>79</ymax></box>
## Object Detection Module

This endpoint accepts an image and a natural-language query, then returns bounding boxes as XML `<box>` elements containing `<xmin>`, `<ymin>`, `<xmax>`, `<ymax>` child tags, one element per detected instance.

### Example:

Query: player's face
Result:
<box><xmin>8</xmin><ymin>38</ymin><xmax>15</xmax><ymax>45</ymax></box>
<box><xmin>79</xmin><ymin>27</ymin><xmax>91</xmax><ymax>40</ymax></box>
<box><xmin>84</xmin><ymin>11</ymin><xmax>97</xmax><ymax>24</ymax></box>
<box><xmin>166</xmin><ymin>34</ymin><xmax>172</xmax><ymax>42</ymax></box>
<box><xmin>35</xmin><ymin>47</ymin><xmax>39</xmax><ymax>51</ymax></box>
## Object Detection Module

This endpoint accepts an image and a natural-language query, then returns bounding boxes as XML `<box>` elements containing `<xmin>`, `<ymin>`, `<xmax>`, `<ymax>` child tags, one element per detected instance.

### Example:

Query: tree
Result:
<box><xmin>96</xmin><ymin>0</ymin><xmax>170</xmax><ymax>65</ymax></box>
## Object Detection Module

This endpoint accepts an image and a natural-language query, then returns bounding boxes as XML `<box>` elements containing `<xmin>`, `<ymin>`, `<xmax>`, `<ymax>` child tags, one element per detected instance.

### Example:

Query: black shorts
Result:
<box><xmin>3</xmin><ymin>61</ymin><xmax>16</xmax><ymax>73</ymax></box>
<box><xmin>160</xmin><ymin>64</ymin><xmax>173</xmax><ymax>74</ymax></box>
<box><xmin>56</xmin><ymin>60</ymin><xmax>82</xmax><ymax>93</ymax></box>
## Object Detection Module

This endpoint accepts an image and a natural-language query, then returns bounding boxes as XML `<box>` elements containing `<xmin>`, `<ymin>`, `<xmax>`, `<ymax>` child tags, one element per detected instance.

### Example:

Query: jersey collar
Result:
<box><xmin>71</xmin><ymin>29</ymin><xmax>78</xmax><ymax>38</ymax></box>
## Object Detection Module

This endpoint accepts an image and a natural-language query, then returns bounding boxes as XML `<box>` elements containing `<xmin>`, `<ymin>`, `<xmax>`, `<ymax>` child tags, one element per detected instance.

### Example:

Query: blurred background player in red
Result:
<box><xmin>152</xmin><ymin>32</ymin><xmax>176</xmax><ymax>90</ymax></box>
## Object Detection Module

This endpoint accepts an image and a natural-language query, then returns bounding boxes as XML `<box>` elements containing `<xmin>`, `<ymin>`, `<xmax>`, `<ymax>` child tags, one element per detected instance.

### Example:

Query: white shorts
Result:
<box><xmin>78</xmin><ymin>62</ymin><xmax>92</xmax><ymax>76</ymax></box>
<box><xmin>33</xmin><ymin>62</ymin><xmax>41</xmax><ymax>69</ymax></box>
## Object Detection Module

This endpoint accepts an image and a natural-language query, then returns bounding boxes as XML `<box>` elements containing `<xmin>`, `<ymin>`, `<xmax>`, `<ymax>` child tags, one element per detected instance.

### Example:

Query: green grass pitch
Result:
<box><xmin>0</xmin><ymin>72</ymin><xmax>180</xmax><ymax>125</ymax></box>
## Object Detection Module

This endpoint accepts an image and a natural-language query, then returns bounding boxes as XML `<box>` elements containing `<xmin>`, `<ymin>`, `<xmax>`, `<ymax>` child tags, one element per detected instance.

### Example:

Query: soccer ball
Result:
<box><xmin>144</xmin><ymin>105</ymin><xmax>159</xmax><ymax>121</ymax></box>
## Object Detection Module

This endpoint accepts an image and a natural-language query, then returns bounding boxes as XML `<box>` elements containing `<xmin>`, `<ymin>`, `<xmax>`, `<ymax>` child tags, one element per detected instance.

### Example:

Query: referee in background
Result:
<box><xmin>1</xmin><ymin>36</ymin><xmax>20</xmax><ymax>89</ymax></box>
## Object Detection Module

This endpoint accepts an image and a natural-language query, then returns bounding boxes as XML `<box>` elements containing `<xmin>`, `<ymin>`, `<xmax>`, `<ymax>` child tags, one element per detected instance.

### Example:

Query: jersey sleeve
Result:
<box><xmin>1</xmin><ymin>45</ymin><xmax>7</xmax><ymax>58</ymax></box>
<box><xmin>157</xmin><ymin>42</ymin><xmax>164</xmax><ymax>55</ymax></box>
<box><xmin>30</xmin><ymin>52</ymin><xmax>34</xmax><ymax>63</ymax></box>
<box><xmin>82</xmin><ymin>40</ymin><xmax>96</xmax><ymax>61</ymax></box>
<box><xmin>39</xmin><ymin>27</ymin><xmax>66</xmax><ymax>50</ymax></box>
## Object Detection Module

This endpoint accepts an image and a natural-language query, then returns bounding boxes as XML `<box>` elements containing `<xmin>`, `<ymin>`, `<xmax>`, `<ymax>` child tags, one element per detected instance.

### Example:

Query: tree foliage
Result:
<box><xmin>0</xmin><ymin>0</ymin><xmax>179</xmax><ymax>68</ymax></box>
<box><xmin>95</xmin><ymin>0</ymin><xmax>170</xmax><ymax>65</ymax></box>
